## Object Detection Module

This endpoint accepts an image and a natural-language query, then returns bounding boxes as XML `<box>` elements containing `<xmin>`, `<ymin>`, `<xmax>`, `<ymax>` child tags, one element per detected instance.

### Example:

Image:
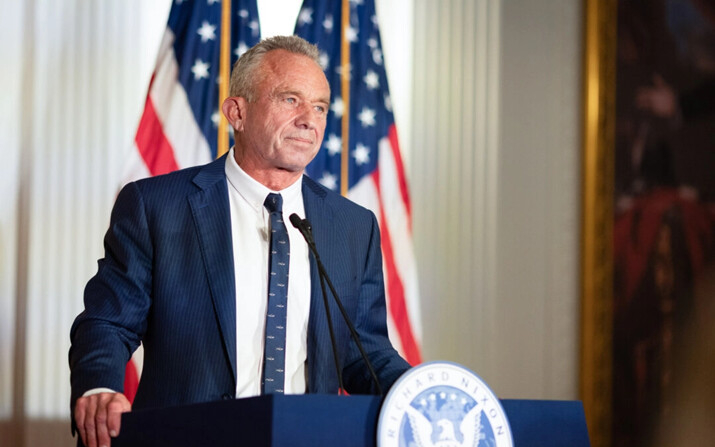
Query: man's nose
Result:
<box><xmin>295</xmin><ymin>103</ymin><xmax>318</xmax><ymax>129</ymax></box>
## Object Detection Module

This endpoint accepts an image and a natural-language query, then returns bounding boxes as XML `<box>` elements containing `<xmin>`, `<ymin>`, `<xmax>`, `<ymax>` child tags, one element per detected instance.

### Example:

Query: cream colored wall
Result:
<box><xmin>410</xmin><ymin>0</ymin><xmax>582</xmax><ymax>399</ymax></box>
<box><xmin>494</xmin><ymin>0</ymin><xmax>581</xmax><ymax>398</ymax></box>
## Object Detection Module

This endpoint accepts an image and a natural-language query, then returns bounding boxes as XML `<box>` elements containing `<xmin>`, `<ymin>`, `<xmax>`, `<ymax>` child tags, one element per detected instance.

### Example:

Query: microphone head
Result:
<box><xmin>289</xmin><ymin>213</ymin><xmax>317</xmax><ymax>256</ymax></box>
<box><xmin>289</xmin><ymin>213</ymin><xmax>303</xmax><ymax>230</ymax></box>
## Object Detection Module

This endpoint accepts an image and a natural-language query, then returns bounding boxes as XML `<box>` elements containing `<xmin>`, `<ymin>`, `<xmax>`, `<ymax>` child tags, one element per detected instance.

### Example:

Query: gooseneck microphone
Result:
<box><xmin>289</xmin><ymin>213</ymin><xmax>344</xmax><ymax>394</ymax></box>
<box><xmin>289</xmin><ymin>213</ymin><xmax>383</xmax><ymax>395</ymax></box>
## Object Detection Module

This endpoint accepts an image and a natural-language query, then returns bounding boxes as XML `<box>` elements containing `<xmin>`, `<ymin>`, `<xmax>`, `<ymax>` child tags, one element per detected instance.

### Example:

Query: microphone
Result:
<box><xmin>289</xmin><ymin>213</ymin><xmax>383</xmax><ymax>395</ymax></box>
<box><xmin>289</xmin><ymin>214</ymin><xmax>315</xmax><ymax>251</ymax></box>
<box><xmin>289</xmin><ymin>214</ymin><xmax>342</xmax><ymax>393</ymax></box>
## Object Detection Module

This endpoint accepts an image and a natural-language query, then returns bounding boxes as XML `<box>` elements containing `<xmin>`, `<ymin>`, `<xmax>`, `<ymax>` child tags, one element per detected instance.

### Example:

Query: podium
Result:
<box><xmin>114</xmin><ymin>395</ymin><xmax>590</xmax><ymax>446</ymax></box>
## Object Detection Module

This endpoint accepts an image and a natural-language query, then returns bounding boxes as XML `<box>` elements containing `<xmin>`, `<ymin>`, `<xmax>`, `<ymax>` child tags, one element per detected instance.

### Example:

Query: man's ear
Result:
<box><xmin>221</xmin><ymin>96</ymin><xmax>248</xmax><ymax>132</ymax></box>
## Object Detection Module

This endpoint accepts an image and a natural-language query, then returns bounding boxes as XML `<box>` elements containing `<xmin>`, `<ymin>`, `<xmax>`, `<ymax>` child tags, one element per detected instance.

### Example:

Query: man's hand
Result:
<box><xmin>74</xmin><ymin>392</ymin><xmax>131</xmax><ymax>447</ymax></box>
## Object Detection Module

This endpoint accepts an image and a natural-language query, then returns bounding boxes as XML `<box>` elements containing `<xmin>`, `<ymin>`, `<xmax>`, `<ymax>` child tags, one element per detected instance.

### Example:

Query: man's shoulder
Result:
<box><xmin>302</xmin><ymin>175</ymin><xmax>374</xmax><ymax>218</ymax></box>
<box><xmin>127</xmin><ymin>156</ymin><xmax>225</xmax><ymax>195</ymax></box>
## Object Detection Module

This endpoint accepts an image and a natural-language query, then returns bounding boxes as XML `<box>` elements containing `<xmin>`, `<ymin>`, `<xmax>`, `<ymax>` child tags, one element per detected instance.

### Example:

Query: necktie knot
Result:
<box><xmin>264</xmin><ymin>193</ymin><xmax>283</xmax><ymax>214</ymax></box>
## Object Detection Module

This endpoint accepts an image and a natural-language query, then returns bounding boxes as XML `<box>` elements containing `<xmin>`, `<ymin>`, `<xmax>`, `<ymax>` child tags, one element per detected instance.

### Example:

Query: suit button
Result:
<box><xmin>222</xmin><ymin>393</ymin><xmax>233</xmax><ymax>400</ymax></box>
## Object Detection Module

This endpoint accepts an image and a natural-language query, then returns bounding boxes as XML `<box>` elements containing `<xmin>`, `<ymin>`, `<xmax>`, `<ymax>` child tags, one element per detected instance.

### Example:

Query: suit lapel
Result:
<box><xmin>188</xmin><ymin>155</ymin><xmax>237</xmax><ymax>385</ymax></box>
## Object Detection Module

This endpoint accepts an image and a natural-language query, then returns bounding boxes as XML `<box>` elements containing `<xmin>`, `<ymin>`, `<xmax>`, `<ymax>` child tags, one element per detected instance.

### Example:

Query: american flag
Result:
<box><xmin>122</xmin><ymin>0</ymin><xmax>261</xmax><ymax>400</ymax></box>
<box><xmin>122</xmin><ymin>0</ymin><xmax>260</xmax><ymax>183</ymax></box>
<box><xmin>294</xmin><ymin>0</ymin><xmax>422</xmax><ymax>365</ymax></box>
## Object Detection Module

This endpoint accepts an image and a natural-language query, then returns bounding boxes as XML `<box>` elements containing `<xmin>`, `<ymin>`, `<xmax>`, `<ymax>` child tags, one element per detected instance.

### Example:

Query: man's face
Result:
<box><xmin>236</xmin><ymin>50</ymin><xmax>330</xmax><ymax>174</ymax></box>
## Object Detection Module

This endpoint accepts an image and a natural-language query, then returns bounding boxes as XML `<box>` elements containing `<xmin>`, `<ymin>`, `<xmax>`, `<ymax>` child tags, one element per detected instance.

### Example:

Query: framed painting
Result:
<box><xmin>582</xmin><ymin>0</ymin><xmax>715</xmax><ymax>446</ymax></box>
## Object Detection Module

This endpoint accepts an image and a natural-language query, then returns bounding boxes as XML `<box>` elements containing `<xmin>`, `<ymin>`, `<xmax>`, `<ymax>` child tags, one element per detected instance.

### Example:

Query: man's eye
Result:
<box><xmin>285</xmin><ymin>97</ymin><xmax>296</xmax><ymax>104</ymax></box>
<box><xmin>315</xmin><ymin>105</ymin><xmax>326</xmax><ymax>113</ymax></box>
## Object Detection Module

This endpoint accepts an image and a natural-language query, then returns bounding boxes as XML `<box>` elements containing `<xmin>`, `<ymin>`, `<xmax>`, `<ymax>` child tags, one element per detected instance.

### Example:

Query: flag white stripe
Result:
<box><xmin>377</xmin><ymin>136</ymin><xmax>422</xmax><ymax>340</ymax></box>
<box><xmin>121</xmin><ymin>144</ymin><xmax>152</xmax><ymax>186</ymax></box>
<box><xmin>149</xmin><ymin>29</ymin><xmax>212</xmax><ymax>171</ymax></box>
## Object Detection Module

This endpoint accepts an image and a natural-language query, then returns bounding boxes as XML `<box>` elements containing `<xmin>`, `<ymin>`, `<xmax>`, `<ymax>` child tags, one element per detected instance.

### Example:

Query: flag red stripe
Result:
<box><xmin>387</xmin><ymin>125</ymin><xmax>412</xmax><ymax>229</ymax></box>
<box><xmin>134</xmin><ymin>94</ymin><xmax>179</xmax><ymax>176</ymax></box>
<box><xmin>123</xmin><ymin>360</ymin><xmax>139</xmax><ymax>404</ymax></box>
<box><xmin>372</xmin><ymin>168</ymin><xmax>422</xmax><ymax>365</ymax></box>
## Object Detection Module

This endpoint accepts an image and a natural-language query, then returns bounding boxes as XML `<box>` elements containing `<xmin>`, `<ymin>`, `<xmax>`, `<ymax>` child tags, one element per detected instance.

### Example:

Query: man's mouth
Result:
<box><xmin>286</xmin><ymin>136</ymin><xmax>314</xmax><ymax>145</ymax></box>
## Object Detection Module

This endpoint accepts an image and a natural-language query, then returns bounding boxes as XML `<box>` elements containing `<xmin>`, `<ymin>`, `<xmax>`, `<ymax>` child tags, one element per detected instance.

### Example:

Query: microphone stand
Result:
<box><xmin>290</xmin><ymin>214</ymin><xmax>383</xmax><ymax>396</ymax></box>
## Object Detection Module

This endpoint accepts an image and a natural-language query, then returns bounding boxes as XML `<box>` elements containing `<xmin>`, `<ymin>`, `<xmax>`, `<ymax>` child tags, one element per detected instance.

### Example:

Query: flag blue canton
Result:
<box><xmin>294</xmin><ymin>0</ymin><xmax>395</xmax><ymax>191</ymax></box>
<box><xmin>167</xmin><ymin>0</ymin><xmax>260</xmax><ymax>158</ymax></box>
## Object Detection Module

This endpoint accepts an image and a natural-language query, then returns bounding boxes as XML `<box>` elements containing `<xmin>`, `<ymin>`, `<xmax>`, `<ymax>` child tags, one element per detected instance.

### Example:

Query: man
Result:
<box><xmin>69</xmin><ymin>35</ymin><xmax>410</xmax><ymax>447</ymax></box>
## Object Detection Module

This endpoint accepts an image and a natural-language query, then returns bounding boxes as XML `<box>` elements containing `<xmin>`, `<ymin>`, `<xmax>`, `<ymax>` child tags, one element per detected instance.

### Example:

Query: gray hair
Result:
<box><xmin>229</xmin><ymin>35</ymin><xmax>321</xmax><ymax>101</ymax></box>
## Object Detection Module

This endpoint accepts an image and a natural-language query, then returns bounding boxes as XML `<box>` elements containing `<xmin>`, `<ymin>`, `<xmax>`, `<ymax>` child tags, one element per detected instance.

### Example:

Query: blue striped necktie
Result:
<box><xmin>262</xmin><ymin>193</ymin><xmax>288</xmax><ymax>394</ymax></box>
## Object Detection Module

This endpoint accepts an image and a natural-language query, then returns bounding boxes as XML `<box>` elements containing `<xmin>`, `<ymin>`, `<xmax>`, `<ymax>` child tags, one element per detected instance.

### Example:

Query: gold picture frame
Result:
<box><xmin>580</xmin><ymin>1</ymin><xmax>616</xmax><ymax>446</ymax></box>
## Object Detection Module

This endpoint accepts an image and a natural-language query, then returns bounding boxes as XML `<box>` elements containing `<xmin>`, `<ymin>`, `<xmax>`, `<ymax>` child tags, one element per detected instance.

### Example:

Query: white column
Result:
<box><xmin>19</xmin><ymin>0</ymin><xmax>171</xmax><ymax>418</ymax></box>
<box><xmin>410</xmin><ymin>0</ymin><xmax>582</xmax><ymax>399</ymax></box>
<box><xmin>0</xmin><ymin>0</ymin><xmax>25</xmax><ymax>420</ymax></box>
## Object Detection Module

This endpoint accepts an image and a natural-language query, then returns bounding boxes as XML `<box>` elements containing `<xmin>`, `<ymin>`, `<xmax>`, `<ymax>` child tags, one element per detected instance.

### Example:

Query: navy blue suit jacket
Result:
<box><xmin>69</xmin><ymin>155</ymin><xmax>410</xmax><ymax>411</ymax></box>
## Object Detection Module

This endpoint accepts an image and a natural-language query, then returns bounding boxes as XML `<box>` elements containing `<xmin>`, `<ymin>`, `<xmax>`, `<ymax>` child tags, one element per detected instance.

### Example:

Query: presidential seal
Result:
<box><xmin>377</xmin><ymin>361</ymin><xmax>513</xmax><ymax>447</ymax></box>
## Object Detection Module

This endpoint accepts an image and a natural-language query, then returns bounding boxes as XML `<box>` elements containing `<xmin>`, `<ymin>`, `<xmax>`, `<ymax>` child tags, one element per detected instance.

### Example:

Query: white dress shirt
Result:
<box><xmin>225</xmin><ymin>148</ymin><xmax>311</xmax><ymax>397</ymax></box>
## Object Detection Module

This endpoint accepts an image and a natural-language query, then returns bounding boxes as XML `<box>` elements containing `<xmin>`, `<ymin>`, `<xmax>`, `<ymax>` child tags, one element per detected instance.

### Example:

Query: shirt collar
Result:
<box><xmin>225</xmin><ymin>147</ymin><xmax>303</xmax><ymax>213</ymax></box>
